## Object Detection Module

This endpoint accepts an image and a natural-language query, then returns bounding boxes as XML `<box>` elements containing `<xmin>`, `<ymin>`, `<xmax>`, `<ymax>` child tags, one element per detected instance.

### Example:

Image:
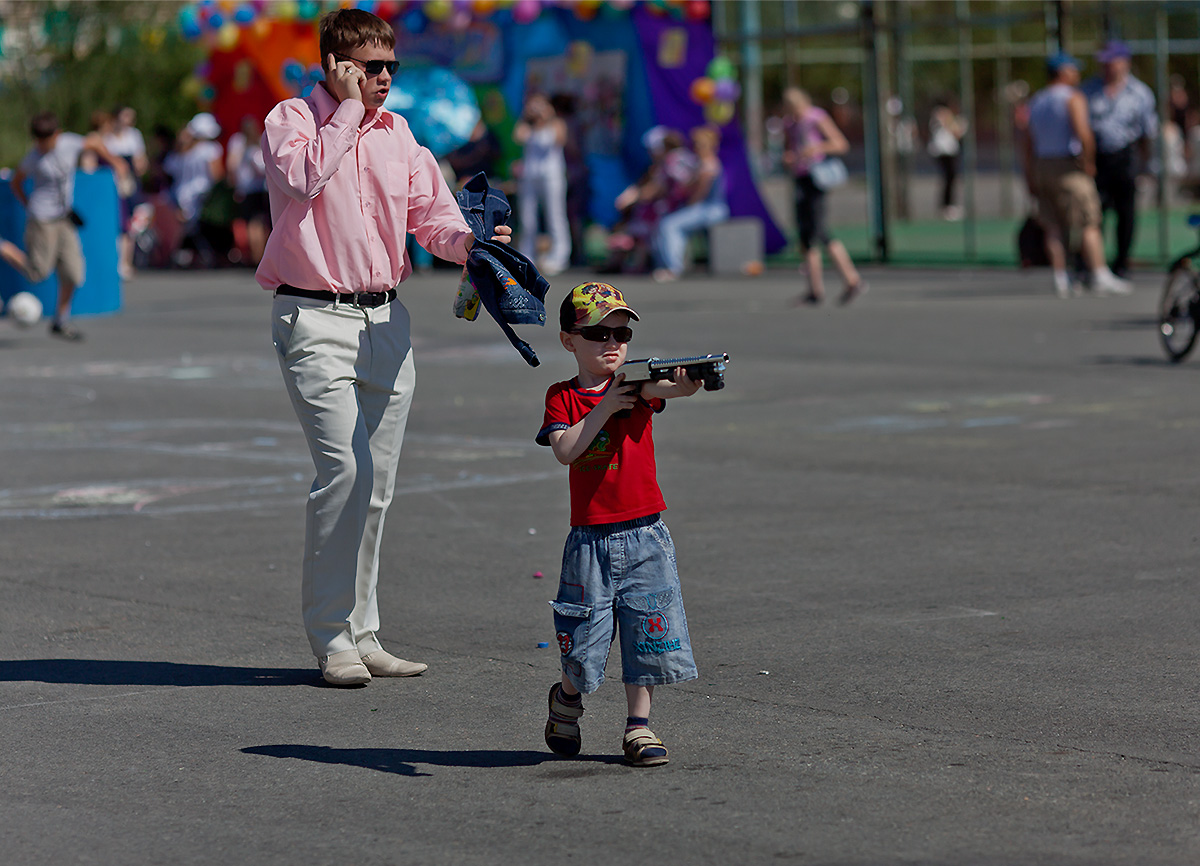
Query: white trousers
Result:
<box><xmin>271</xmin><ymin>295</ymin><xmax>415</xmax><ymax>659</ymax></box>
<box><xmin>518</xmin><ymin>170</ymin><xmax>571</xmax><ymax>272</ymax></box>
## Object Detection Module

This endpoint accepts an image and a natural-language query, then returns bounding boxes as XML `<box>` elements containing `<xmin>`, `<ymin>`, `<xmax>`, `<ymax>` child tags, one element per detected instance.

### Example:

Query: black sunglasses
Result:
<box><xmin>332</xmin><ymin>51</ymin><xmax>399</xmax><ymax>77</ymax></box>
<box><xmin>573</xmin><ymin>325</ymin><xmax>633</xmax><ymax>344</ymax></box>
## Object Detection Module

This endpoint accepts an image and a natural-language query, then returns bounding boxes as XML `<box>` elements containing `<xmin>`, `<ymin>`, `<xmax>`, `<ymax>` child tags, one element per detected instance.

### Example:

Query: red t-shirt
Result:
<box><xmin>537</xmin><ymin>377</ymin><xmax>667</xmax><ymax>526</ymax></box>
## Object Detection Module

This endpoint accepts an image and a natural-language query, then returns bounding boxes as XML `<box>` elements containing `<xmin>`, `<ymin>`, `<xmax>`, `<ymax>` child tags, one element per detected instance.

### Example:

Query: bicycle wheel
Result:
<box><xmin>1159</xmin><ymin>266</ymin><xmax>1200</xmax><ymax>363</ymax></box>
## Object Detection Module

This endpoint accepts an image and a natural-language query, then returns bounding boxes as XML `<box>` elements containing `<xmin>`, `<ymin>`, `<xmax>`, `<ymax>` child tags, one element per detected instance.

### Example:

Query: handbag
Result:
<box><xmin>809</xmin><ymin>156</ymin><xmax>848</xmax><ymax>191</ymax></box>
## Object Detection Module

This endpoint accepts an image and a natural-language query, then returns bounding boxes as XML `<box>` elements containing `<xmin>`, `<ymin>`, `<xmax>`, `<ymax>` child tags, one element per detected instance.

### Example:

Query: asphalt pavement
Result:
<box><xmin>3</xmin><ymin>263</ymin><xmax>1199</xmax><ymax>865</ymax></box>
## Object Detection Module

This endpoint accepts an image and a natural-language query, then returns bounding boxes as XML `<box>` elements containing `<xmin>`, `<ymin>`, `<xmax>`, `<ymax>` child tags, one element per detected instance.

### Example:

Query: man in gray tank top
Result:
<box><xmin>1024</xmin><ymin>52</ymin><xmax>1133</xmax><ymax>299</ymax></box>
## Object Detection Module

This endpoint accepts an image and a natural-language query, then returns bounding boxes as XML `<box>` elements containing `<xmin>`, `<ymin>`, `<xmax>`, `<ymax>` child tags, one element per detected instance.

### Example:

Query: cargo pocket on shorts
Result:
<box><xmin>549</xmin><ymin>601</ymin><xmax>592</xmax><ymax>675</ymax></box>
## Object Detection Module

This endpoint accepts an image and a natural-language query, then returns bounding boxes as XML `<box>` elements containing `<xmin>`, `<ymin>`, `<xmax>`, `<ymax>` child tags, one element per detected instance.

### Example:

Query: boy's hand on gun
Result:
<box><xmin>670</xmin><ymin>366</ymin><xmax>703</xmax><ymax>397</ymax></box>
<box><xmin>599</xmin><ymin>373</ymin><xmax>640</xmax><ymax>417</ymax></box>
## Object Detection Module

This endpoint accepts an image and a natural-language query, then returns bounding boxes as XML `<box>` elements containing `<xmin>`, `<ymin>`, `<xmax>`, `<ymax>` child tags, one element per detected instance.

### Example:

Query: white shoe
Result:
<box><xmin>318</xmin><ymin>649</ymin><xmax>371</xmax><ymax>686</ymax></box>
<box><xmin>1093</xmin><ymin>270</ymin><xmax>1133</xmax><ymax>296</ymax></box>
<box><xmin>360</xmin><ymin>649</ymin><xmax>427</xmax><ymax>677</ymax></box>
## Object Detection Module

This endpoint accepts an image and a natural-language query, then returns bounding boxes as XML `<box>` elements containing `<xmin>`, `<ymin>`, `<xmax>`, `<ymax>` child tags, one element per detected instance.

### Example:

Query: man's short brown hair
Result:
<box><xmin>30</xmin><ymin>111</ymin><xmax>59</xmax><ymax>140</ymax></box>
<box><xmin>319</xmin><ymin>9</ymin><xmax>395</xmax><ymax>72</ymax></box>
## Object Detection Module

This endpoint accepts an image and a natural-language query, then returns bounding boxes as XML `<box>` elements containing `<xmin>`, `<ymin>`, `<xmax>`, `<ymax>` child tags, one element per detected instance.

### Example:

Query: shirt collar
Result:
<box><xmin>310</xmin><ymin>82</ymin><xmax>394</xmax><ymax>131</ymax></box>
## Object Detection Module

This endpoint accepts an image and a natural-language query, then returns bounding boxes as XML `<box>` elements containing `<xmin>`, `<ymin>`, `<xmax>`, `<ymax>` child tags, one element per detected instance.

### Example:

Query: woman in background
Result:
<box><xmin>514</xmin><ymin>93</ymin><xmax>571</xmax><ymax>276</ymax></box>
<box><xmin>782</xmin><ymin>87</ymin><xmax>864</xmax><ymax>305</ymax></box>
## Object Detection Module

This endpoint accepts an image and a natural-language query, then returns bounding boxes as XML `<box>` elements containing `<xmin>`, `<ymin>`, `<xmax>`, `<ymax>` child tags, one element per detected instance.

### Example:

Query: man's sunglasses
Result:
<box><xmin>572</xmin><ymin>325</ymin><xmax>633</xmax><ymax>344</ymax></box>
<box><xmin>332</xmin><ymin>51</ymin><xmax>399</xmax><ymax>77</ymax></box>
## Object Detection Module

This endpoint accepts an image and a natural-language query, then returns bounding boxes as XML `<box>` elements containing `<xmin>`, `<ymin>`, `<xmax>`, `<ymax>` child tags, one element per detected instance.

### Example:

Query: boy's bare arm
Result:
<box><xmin>11</xmin><ymin>168</ymin><xmax>28</xmax><ymax>207</ymax></box>
<box><xmin>548</xmin><ymin>377</ymin><xmax>638</xmax><ymax>465</ymax></box>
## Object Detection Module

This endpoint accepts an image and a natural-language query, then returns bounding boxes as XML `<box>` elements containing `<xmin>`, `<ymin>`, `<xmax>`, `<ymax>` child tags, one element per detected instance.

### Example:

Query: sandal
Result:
<box><xmin>544</xmin><ymin>684</ymin><xmax>584</xmax><ymax>757</ymax></box>
<box><xmin>622</xmin><ymin>727</ymin><xmax>669</xmax><ymax>767</ymax></box>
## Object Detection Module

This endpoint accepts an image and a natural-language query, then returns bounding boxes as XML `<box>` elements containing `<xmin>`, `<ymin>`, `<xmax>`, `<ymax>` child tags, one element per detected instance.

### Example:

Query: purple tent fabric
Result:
<box><xmin>632</xmin><ymin>7</ymin><xmax>786</xmax><ymax>254</ymax></box>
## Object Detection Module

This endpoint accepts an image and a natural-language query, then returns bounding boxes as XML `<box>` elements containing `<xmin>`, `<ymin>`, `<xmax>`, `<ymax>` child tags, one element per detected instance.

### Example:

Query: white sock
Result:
<box><xmin>1053</xmin><ymin>270</ymin><xmax>1071</xmax><ymax>294</ymax></box>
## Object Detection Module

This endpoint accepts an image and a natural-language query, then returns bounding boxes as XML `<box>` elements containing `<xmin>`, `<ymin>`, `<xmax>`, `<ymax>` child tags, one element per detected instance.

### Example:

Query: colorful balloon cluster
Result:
<box><xmin>688</xmin><ymin>55</ymin><xmax>739</xmax><ymax>126</ymax></box>
<box><xmin>178</xmin><ymin>0</ymin><xmax>713</xmax><ymax>108</ymax></box>
<box><xmin>177</xmin><ymin>0</ymin><xmax>710</xmax><ymax>46</ymax></box>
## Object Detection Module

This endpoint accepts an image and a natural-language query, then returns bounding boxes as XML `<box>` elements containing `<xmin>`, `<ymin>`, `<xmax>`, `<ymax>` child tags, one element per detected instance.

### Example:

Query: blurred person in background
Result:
<box><xmin>225</xmin><ymin>115</ymin><xmax>270</xmax><ymax>266</ymax></box>
<box><xmin>164</xmin><ymin>112</ymin><xmax>224</xmax><ymax>268</ymax></box>
<box><xmin>651</xmin><ymin>125</ymin><xmax>727</xmax><ymax>282</ymax></box>
<box><xmin>1081</xmin><ymin>40</ymin><xmax>1157</xmax><ymax>278</ymax></box>
<box><xmin>600</xmin><ymin>126</ymin><xmax>689</xmax><ymax>275</ymax></box>
<box><xmin>927</xmin><ymin>96</ymin><xmax>968</xmax><ymax>221</ymax></box>
<box><xmin>781</xmin><ymin>87</ymin><xmax>864</xmax><ymax>306</ymax></box>
<box><xmin>514</xmin><ymin>92</ymin><xmax>571</xmax><ymax>276</ymax></box>
<box><xmin>550</xmin><ymin>93</ymin><xmax>589</xmax><ymax>268</ymax></box>
<box><xmin>1024</xmin><ymin>52</ymin><xmax>1131</xmax><ymax>298</ymax></box>
<box><xmin>0</xmin><ymin>111</ymin><xmax>129</xmax><ymax>340</ymax></box>
<box><xmin>105</xmin><ymin>105</ymin><xmax>149</xmax><ymax>279</ymax></box>
<box><xmin>446</xmin><ymin>118</ymin><xmax>501</xmax><ymax>188</ymax></box>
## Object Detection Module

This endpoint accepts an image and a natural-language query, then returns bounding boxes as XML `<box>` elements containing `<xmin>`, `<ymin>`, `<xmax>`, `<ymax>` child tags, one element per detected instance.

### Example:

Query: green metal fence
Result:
<box><xmin>716</xmin><ymin>0</ymin><xmax>1200</xmax><ymax>269</ymax></box>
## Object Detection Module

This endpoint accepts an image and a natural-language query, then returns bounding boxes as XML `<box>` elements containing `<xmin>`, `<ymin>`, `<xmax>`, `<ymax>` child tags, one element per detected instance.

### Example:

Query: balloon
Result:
<box><xmin>401</xmin><ymin>8</ymin><xmax>426</xmax><ymax>33</ymax></box>
<box><xmin>296</xmin><ymin>0</ymin><xmax>319</xmax><ymax>20</ymax></box>
<box><xmin>425</xmin><ymin>0</ymin><xmax>452</xmax><ymax>21</ymax></box>
<box><xmin>233</xmin><ymin>3</ymin><xmax>256</xmax><ymax>24</ymax></box>
<box><xmin>384</xmin><ymin>67</ymin><xmax>481</xmax><ymax>157</ymax></box>
<box><xmin>181</xmin><ymin>76</ymin><xmax>204</xmax><ymax>100</ymax></box>
<box><xmin>208</xmin><ymin>11</ymin><xmax>226</xmax><ymax>29</ymax></box>
<box><xmin>472</xmin><ymin>0</ymin><xmax>498</xmax><ymax>13</ymax></box>
<box><xmin>575</xmin><ymin>0</ymin><xmax>600</xmax><ymax>19</ymax></box>
<box><xmin>685</xmin><ymin>0</ymin><xmax>709</xmax><ymax>20</ymax></box>
<box><xmin>706</xmin><ymin>55</ymin><xmax>736</xmax><ymax>81</ymax></box>
<box><xmin>216</xmin><ymin>21</ymin><xmax>240</xmax><ymax>49</ymax></box>
<box><xmin>512</xmin><ymin>0</ymin><xmax>540</xmax><ymax>24</ymax></box>
<box><xmin>308</xmin><ymin>63</ymin><xmax>325</xmax><ymax>83</ymax></box>
<box><xmin>271</xmin><ymin>1</ymin><xmax>298</xmax><ymax>21</ymax></box>
<box><xmin>688</xmin><ymin>77</ymin><xmax>716</xmax><ymax>105</ymax></box>
<box><xmin>283</xmin><ymin>58</ymin><xmax>306</xmax><ymax>82</ymax></box>
<box><xmin>180</xmin><ymin>17</ymin><xmax>203</xmax><ymax>41</ymax></box>
<box><xmin>713</xmin><ymin>78</ymin><xmax>740</xmax><ymax>102</ymax></box>
<box><xmin>704</xmin><ymin>99</ymin><xmax>735</xmax><ymax>126</ymax></box>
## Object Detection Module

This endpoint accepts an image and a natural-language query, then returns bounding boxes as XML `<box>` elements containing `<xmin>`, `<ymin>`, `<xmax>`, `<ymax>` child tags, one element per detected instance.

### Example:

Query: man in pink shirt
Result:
<box><xmin>258</xmin><ymin>9</ymin><xmax>511</xmax><ymax>686</ymax></box>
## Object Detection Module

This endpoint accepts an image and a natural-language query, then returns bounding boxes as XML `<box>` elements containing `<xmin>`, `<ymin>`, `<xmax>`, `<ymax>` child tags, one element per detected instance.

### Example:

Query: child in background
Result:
<box><xmin>536</xmin><ymin>282</ymin><xmax>703</xmax><ymax>767</ymax></box>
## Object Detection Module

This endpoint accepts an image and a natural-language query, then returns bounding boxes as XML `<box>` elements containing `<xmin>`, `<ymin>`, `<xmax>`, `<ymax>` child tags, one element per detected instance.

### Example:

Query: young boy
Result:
<box><xmin>536</xmin><ymin>282</ymin><xmax>702</xmax><ymax>767</ymax></box>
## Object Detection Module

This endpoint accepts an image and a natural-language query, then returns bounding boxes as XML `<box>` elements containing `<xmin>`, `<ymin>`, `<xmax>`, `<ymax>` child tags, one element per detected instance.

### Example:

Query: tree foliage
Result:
<box><xmin>0</xmin><ymin>1</ymin><xmax>206</xmax><ymax>168</ymax></box>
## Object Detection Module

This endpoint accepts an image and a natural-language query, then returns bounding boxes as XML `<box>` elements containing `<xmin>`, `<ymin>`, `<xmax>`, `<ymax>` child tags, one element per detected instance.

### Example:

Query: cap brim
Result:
<box><xmin>580</xmin><ymin>303</ymin><xmax>639</xmax><ymax>327</ymax></box>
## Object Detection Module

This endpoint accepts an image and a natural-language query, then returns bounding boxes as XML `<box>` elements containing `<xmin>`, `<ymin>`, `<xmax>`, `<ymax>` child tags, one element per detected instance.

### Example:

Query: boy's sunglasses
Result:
<box><xmin>332</xmin><ymin>51</ymin><xmax>399</xmax><ymax>77</ymax></box>
<box><xmin>572</xmin><ymin>325</ymin><xmax>633</xmax><ymax>344</ymax></box>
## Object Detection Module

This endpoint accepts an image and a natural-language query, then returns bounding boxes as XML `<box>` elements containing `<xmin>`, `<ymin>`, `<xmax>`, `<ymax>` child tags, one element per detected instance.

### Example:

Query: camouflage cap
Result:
<box><xmin>562</xmin><ymin>282</ymin><xmax>641</xmax><ymax>331</ymax></box>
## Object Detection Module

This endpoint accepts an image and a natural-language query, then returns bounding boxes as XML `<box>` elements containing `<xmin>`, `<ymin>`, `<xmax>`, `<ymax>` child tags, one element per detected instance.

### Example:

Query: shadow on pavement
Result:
<box><xmin>1085</xmin><ymin>354</ymin><xmax>1177</xmax><ymax>367</ymax></box>
<box><xmin>242</xmin><ymin>743</ymin><xmax>625</xmax><ymax>776</ymax></box>
<box><xmin>0</xmin><ymin>659</ymin><xmax>318</xmax><ymax>686</ymax></box>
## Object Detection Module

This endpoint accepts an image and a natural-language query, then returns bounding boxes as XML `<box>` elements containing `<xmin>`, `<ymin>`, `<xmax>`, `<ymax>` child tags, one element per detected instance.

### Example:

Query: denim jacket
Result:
<box><xmin>455</xmin><ymin>172</ymin><xmax>551</xmax><ymax>367</ymax></box>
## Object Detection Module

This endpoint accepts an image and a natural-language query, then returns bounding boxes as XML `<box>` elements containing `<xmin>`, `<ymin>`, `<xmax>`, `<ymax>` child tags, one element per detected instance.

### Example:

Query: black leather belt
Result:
<box><xmin>276</xmin><ymin>284</ymin><xmax>397</xmax><ymax>308</ymax></box>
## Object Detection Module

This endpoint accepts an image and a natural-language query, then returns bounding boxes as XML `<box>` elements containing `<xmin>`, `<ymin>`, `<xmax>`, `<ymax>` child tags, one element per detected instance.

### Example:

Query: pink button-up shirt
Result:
<box><xmin>256</xmin><ymin>83</ymin><xmax>472</xmax><ymax>293</ymax></box>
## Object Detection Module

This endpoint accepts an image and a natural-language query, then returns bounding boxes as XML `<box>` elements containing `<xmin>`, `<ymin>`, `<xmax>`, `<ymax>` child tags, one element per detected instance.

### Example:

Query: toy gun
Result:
<box><xmin>617</xmin><ymin>353</ymin><xmax>730</xmax><ymax>392</ymax></box>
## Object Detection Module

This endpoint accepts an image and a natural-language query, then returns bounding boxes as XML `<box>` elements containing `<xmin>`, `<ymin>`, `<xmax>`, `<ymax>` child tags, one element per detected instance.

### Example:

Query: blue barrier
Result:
<box><xmin>0</xmin><ymin>169</ymin><xmax>122</xmax><ymax>317</ymax></box>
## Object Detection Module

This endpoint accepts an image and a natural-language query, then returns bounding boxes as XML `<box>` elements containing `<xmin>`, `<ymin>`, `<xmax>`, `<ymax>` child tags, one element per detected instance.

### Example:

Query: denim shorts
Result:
<box><xmin>550</xmin><ymin>514</ymin><xmax>698</xmax><ymax>694</ymax></box>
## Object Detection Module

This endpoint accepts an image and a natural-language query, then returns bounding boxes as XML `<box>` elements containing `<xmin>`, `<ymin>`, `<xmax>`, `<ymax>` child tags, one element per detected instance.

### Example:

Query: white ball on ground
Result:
<box><xmin>7</xmin><ymin>292</ymin><xmax>43</xmax><ymax>328</ymax></box>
